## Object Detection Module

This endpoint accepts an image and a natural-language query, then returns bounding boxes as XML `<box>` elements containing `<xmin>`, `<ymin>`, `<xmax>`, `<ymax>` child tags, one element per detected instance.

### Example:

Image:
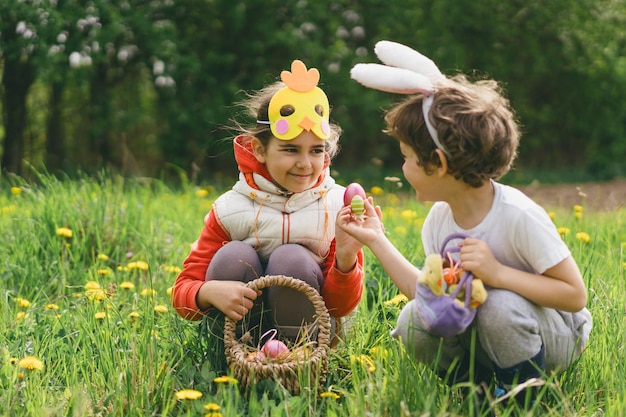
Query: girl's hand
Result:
<box><xmin>197</xmin><ymin>280</ymin><xmax>261</xmax><ymax>321</ymax></box>
<box><xmin>459</xmin><ymin>237</ymin><xmax>503</xmax><ymax>285</ymax></box>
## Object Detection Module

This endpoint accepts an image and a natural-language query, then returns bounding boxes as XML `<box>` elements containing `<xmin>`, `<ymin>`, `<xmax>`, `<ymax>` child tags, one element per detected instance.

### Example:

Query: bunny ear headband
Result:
<box><xmin>350</xmin><ymin>41</ymin><xmax>450</xmax><ymax>156</ymax></box>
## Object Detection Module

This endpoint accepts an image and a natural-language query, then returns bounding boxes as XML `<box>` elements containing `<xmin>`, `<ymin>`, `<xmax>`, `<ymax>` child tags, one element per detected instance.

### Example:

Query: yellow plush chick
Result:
<box><xmin>418</xmin><ymin>253</ymin><xmax>445</xmax><ymax>296</ymax></box>
<box><xmin>468</xmin><ymin>279</ymin><xmax>488</xmax><ymax>308</ymax></box>
<box><xmin>449</xmin><ymin>278</ymin><xmax>489</xmax><ymax>308</ymax></box>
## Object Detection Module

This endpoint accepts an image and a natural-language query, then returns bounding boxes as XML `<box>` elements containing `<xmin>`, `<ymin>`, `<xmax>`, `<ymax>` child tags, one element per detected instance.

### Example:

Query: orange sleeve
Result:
<box><xmin>321</xmin><ymin>239</ymin><xmax>365</xmax><ymax>318</ymax></box>
<box><xmin>172</xmin><ymin>210</ymin><xmax>230</xmax><ymax>320</ymax></box>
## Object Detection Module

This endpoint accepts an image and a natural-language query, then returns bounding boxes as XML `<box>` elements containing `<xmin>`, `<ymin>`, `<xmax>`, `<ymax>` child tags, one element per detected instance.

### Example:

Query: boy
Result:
<box><xmin>338</xmin><ymin>41</ymin><xmax>592</xmax><ymax>409</ymax></box>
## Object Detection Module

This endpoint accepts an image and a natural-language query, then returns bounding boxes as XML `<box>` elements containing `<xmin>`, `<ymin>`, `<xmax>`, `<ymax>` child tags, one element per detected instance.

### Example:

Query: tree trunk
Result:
<box><xmin>1</xmin><ymin>55</ymin><xmax>35</xmax><ymax>175</ymax></box>
<box><xmin>45</xmin><ymin>79</ymin><xmax>66</xmax><ymax>173</ymax></box>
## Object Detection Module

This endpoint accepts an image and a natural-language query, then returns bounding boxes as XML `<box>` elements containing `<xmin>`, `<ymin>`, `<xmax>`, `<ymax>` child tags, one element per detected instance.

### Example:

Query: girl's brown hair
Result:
<box><xmin>384</xmin><ymin>74</ymin><xmax>520</xmax><ymax>187</ymax></box>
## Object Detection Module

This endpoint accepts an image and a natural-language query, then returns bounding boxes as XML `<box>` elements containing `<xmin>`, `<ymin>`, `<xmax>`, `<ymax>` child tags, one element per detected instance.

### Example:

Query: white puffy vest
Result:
<box><xmin>212</xmin><ymin>172</ymin><xmax>345</xmax><ymax>264</ymax></box>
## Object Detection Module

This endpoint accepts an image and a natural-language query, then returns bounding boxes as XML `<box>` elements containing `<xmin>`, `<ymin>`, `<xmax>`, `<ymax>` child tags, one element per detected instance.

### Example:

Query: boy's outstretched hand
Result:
<box><xmin>336</xmin><ymin>197</ymin><xmax>384</xmax><ymax>247</ymax></box>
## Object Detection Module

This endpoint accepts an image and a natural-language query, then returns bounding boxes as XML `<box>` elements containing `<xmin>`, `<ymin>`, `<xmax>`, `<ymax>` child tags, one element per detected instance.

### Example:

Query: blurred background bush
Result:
<box><xmin>1</xmin><ymin>0</ymin><xmax>625</xmax><ymax>184</ymax></box>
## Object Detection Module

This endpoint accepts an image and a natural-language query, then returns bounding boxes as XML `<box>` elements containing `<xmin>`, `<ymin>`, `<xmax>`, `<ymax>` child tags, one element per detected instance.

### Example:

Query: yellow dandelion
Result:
<box><xmin>56</xmin><ymin>227</ymin><xmax>73</xmax><ymax>238</ymax></box>
<box><xmin>14</xmin><ymin>297</ymin><xmax>31</xmax><ymax>308</ymax></box>
<box><xmin>97</xmin><ymin>253</ymin><xmax>110</xmax><ymax>261</ymax></box>
<box><xmin>205</xmin><ymin>412</ymin><xmax>223</xmax><ymax>417</ymax></box>
<box><xmin>84</xmin><ymin>281</ymin><xmax>101</xmax><ymax>290</ymax></box>
<box><xmin>320</xmin><ymin>391</ymin><xmax>341</xmax><ymax>400</ymax></box>
<box><xmin>195</xmin><ymin>189</ymin><xmax>209</xmax><ymax>198</ymax></box>
<box><xmin>10</xmin><ymin>357</ymin><xmax>19</xmax><ymax>364</ymax></box>
<box><xmin>94</xmin><ymin>311</ymin><xmax>106</xmax><ymax>320</ymax></box>
<box><xmin>166</xmin><ymin>286</ymin><xmax>173</xmax><ymax>296</ymax></box>
<box><xmin>11</xmin><ymin>187</ymin><xmax>22</xmax><ymax>195</ymax></box>
<box><xmin>97</xmin><ymin>268</ymin><xmax>112</xmax><ymax>276</ymax></box>
<box><xmin>204</xmin><ymin>403</ymin><xmax>221</xmax><ymax>411</ymax></box>
<box><xmin>120</xmin><ymin>281</ymin><xmax>135</xmax><ymax>290</ymax></box>
<box><xmin>161</xmin><ymin>265</ymin><xmax>182</xmax><ymax>274</ymax></box>
<box><xmin>128</xmin><ymin>311</ymin><xmax>140</xmax><ymax>321</ymax></box>
<box><xmin>175</xmin><ymin>389</ymin><xmax>203</xmax><ymax>400</ymax></box>
<box><xmin>576</xmin><ymin>232</ymin><xmax>591</xmax><ymax>244</ymax></box>
<box><xmin>394</xmin><ymin>226</ymin><xmax>407</xmax><ymax>236</ymax></box>
<box><xmin>369</xmin><ymin>346</ymin><xmax>389</xmax><ymax>358</ymax></box>
<box><xmin>548</xmin><ymin>211</ymin><xmax>556</xmax><ymax>220</ymax></box>
<box><xmin>141</xmin><ymin>288</ymin><xmax>157</xmax><ymax>297</ymax></box>
<box><xmin>384</xmin><ymin>293</ymin><xmax>408</xmax><ymax>306</ymax></box>
<box><xmin>1</xmin><ymin>205</ymin><xmax>18</xmax><ymax>215</ymax></box>
<box><xmin>16</xmin><ymin>312</ymin><xmax>27</xmax><ymax>320</ymax></box>
<box><xmin>370</xmin><ymin>186</ymin><xmax>384</xmax><ymax>196</ymax></box>
<box><xmin>86</xmin><ymin>288</ymin><xmax>107</xmax><ymax>302</ymax></box>
<box><xmin>573</xmin><ymin>205</ymin><xmax>584</xmax><ymax>212</ymax></box>
<box><xmin>154</xmin><ymin>305</ymin><xmax>168</xmax><ymax>314</ymax></box>
<box><xmin>213</xmin><ymin>376</ymin><xmax>238</xmax><ymax>384</ymax></box>
<box><xmin>574</xmin><ymin>211</ymin><xmax>583</xmax><ymax>220</ymax></box>
<box><xmin>127</xmin><ymin>261</ymin><xmax>149</xmax><ymax>271</ymax></box>
<box><xmin>350</xmin><ymin>354</ymin><xmax>376</xmax><ymax>372</ymax></box>
<box><xmin>45</xmin><ymin>303</ymin><xmax>60</xmax><ymax>310</ymax></box>
<box><xmin>401</xmin><ymin>209</ymin><xmax>417</xmax><ymax>222</ymax></box>
<box><xmin>18</xmin><ymin>356</ymin><xmax>44</xmax><ymax>371</ymax></box>
<box><xmin>117</xmin><ymin>265</ymin><xmax>129</xmax><ymax>272</ymax></box>
<box><xmin>557</xmin><ymin>227</ymin><xmax>570</xmax><ymax>236</ymax></box>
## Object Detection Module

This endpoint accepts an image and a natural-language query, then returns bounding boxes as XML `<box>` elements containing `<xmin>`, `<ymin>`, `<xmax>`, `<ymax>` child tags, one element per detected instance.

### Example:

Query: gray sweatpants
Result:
<box><xmin>205</xmin><ymin>241</ymin><xmax>325</xmax><ymax>340</ymax></box>
<box><xmin>392</xmin><ymin>288</ymin><xmax>592</xmax><ymax>373</ymax></box>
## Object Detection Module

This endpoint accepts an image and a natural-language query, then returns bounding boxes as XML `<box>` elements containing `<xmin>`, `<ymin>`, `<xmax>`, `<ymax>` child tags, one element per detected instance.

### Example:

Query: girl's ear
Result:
<box><xmin>250</xmin><ymin>137</ymin><xmax>267</xmax><ymax>163</ymax></box>
<box><xmin>434</xmin><ymin>149</ymin><xmax>448</xmax><ymax>177</ymax></box>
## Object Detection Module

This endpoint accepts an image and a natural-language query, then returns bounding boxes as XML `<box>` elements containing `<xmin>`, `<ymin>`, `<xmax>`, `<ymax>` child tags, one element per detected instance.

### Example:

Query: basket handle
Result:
<box><xmin>439</xmin><ymin>233</ymin><xmax>473</xmax><ymax>307</ymax></box>
<box><xmin>224</xmin><ymin>275</ymin><xmax>332</xmax><ymax>350</ymax></box>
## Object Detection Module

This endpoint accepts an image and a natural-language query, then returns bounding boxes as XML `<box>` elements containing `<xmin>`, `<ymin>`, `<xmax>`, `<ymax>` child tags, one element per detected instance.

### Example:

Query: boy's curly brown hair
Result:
<box><xmin>384</xmin><ymin>74</ymin><xmax>520</xmax><ymax>187</ymax></box>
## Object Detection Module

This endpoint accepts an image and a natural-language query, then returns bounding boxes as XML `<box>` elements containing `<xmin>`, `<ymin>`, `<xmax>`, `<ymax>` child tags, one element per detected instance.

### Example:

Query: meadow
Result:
<box><xmin>1</xmin><ymin>172</ymin><xmax>624</xmax><ymax>417</ymax></box>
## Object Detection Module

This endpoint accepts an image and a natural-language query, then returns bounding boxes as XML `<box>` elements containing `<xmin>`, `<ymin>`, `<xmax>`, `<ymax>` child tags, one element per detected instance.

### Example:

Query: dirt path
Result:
<box><xmin>517</xmin><ymin>178</ymin><xmax>625</xmax><ymax>212</ymax></box>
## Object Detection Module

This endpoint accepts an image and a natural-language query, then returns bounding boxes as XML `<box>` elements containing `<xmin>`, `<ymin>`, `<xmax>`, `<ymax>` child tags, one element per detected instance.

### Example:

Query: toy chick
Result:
<box><xmin>417</xmin><ymin>253</ymin><xmax>445</xmax><ymax>296</ymax></box>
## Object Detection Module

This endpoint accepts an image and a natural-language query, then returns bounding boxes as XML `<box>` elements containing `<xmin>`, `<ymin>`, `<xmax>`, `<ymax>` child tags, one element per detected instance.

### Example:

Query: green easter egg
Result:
<box><xmin>351</xmin><ymin>195</ymin><xmax>365</xmax><ymax>215</ymax></box>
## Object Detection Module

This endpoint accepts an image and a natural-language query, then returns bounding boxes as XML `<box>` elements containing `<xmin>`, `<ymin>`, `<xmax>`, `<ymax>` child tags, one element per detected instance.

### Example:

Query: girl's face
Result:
<box><xmin>400</xmin><ymin>141</ymin><xmax>441</xmax><ymax>203</ymax></box>
<box><xmin>252</xmin><ymin>131</ymin><xmax>327</xmax><ymax>193</ymax></box>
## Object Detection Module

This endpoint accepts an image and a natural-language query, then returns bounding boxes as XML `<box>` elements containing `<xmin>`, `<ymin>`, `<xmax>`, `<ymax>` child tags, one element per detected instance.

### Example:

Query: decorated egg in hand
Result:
<box><xmin>343</xmin><ymin>183</ymin><xmax>366</xmax><ymax>206</ymax></box>
<box><xmin>262</xmin><ymin>339</ymin><xmax>289</xmax><ymax>358</ymax></box>
<box><xmin>344</xmin><ymin>183</ymin><xmax>367</xmax><ymax>215</ymax></box>
<box><xmin>350</xmin><ymin>195</ymin><xmax>365</xmax><ymax>215</ymax></box>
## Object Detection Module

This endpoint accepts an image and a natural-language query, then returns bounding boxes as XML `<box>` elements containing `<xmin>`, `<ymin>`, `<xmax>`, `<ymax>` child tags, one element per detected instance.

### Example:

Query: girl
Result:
<box><xmin>173</xmin><ymin>60</ymin><xmax>364</xmax><ymax>349</ymax></box>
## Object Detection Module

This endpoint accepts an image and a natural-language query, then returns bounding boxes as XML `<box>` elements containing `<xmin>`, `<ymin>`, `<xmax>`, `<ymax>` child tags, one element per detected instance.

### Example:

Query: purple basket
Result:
<box><xmin>415</xmin><ymin>233</ymin><xmax>477</xmax><ymax>337</ymax></box>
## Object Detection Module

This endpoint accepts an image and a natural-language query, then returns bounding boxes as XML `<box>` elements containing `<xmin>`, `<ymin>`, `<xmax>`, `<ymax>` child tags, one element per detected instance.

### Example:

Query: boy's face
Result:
<box><xmin>252</xmin><ymin>131</ymin><xmax>326</xmax><ymax>193</ymax></box>
<box><xmin>400</xmin><ymin>142</ymin><xmax>438</xmax><ymax>203</ymax></box>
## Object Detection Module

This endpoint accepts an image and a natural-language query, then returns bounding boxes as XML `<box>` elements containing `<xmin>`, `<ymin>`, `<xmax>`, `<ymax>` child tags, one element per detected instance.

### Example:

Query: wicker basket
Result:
<box><xmin>223</xmin><ymin>275</ymin><xmax>331</xmax><ymax>394</ymax></box>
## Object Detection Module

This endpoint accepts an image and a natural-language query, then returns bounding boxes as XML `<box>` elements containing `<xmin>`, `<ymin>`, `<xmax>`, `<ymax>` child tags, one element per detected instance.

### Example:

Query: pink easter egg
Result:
<box><xmin>343</xmin><ymin>183</ymin><xmax>366</xmax><ymax>206</ymax></box>
<box><xmin>262</xmin><ymin>339</ymin><xmax>289</xmax><ymax>358</ymax></box>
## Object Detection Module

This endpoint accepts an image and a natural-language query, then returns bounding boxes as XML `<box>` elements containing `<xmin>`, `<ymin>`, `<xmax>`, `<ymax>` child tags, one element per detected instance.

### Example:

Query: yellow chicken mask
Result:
<box><xmin>261</xmin><ymin>60</ymin><xmax>331</xmax><ymax>141</ymax></box>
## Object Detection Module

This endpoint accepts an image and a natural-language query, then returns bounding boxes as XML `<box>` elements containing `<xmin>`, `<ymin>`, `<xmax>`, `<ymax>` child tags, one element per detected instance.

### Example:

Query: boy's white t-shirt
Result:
<box><xmin>422</xmin><ymin>181</ymin><xmax>571</xmax><ymax>274</ymax></box>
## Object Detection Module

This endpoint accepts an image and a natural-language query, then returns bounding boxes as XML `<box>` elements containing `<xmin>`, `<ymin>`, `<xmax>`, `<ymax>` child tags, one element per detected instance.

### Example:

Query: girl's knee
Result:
<box><xmin>266</xmin><ymin>244</ymin><xmax>323</xmax><ymax>289</ymax></box>
<box><xmin>206</xmin><ymin>241</ymin><xmax>262</xmax><ymax>281</ymax></box>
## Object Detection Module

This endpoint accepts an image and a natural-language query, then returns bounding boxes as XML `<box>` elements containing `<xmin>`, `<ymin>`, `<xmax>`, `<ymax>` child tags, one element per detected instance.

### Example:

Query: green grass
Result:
<box><xmin>1</xmin><ymin>171</ymin><xmax>624</xmax><ymax>416</ymax></box>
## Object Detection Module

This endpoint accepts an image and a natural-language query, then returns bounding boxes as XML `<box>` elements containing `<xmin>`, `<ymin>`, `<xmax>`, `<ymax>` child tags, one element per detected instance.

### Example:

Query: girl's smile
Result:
<box><xmin>252</xmin><ymin>131</ymin><xmax>327</xmax><ymax>193</ymax></box>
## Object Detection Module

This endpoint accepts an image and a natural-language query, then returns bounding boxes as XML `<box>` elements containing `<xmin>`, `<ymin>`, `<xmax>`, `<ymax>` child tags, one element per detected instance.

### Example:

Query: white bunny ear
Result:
<box><xmin>373</xmin><ymin>41</ymin><xmax>444</xmax><ymax>81</ymax></box>
<box><xmin>350</xmin><ymin>63</ymin><xmax>434</xmax><ymax>95</ymax></box>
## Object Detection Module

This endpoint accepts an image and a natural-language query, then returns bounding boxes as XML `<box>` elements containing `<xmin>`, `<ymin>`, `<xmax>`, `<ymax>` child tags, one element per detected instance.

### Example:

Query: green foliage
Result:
<box><xmin>1</xmin><ymin>0</ymin><xmax>626</xmax><ymax>180</ymax></box>
<box><xmin>0</xmin><ymin>173</ymin><xmax>624</xmax><ymax>416</ymax></box>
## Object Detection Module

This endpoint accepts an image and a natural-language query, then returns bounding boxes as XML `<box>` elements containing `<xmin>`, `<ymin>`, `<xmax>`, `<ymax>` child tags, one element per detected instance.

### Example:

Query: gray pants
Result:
<box><xmin>392</xmin><ymin>288</ymin><xmax>592</xmax><ymax>373</ymax></box>
<box><xmin>205</xmin><ymin>241</ymin><xmax>325</xmax><ymax>340</ymax></box>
